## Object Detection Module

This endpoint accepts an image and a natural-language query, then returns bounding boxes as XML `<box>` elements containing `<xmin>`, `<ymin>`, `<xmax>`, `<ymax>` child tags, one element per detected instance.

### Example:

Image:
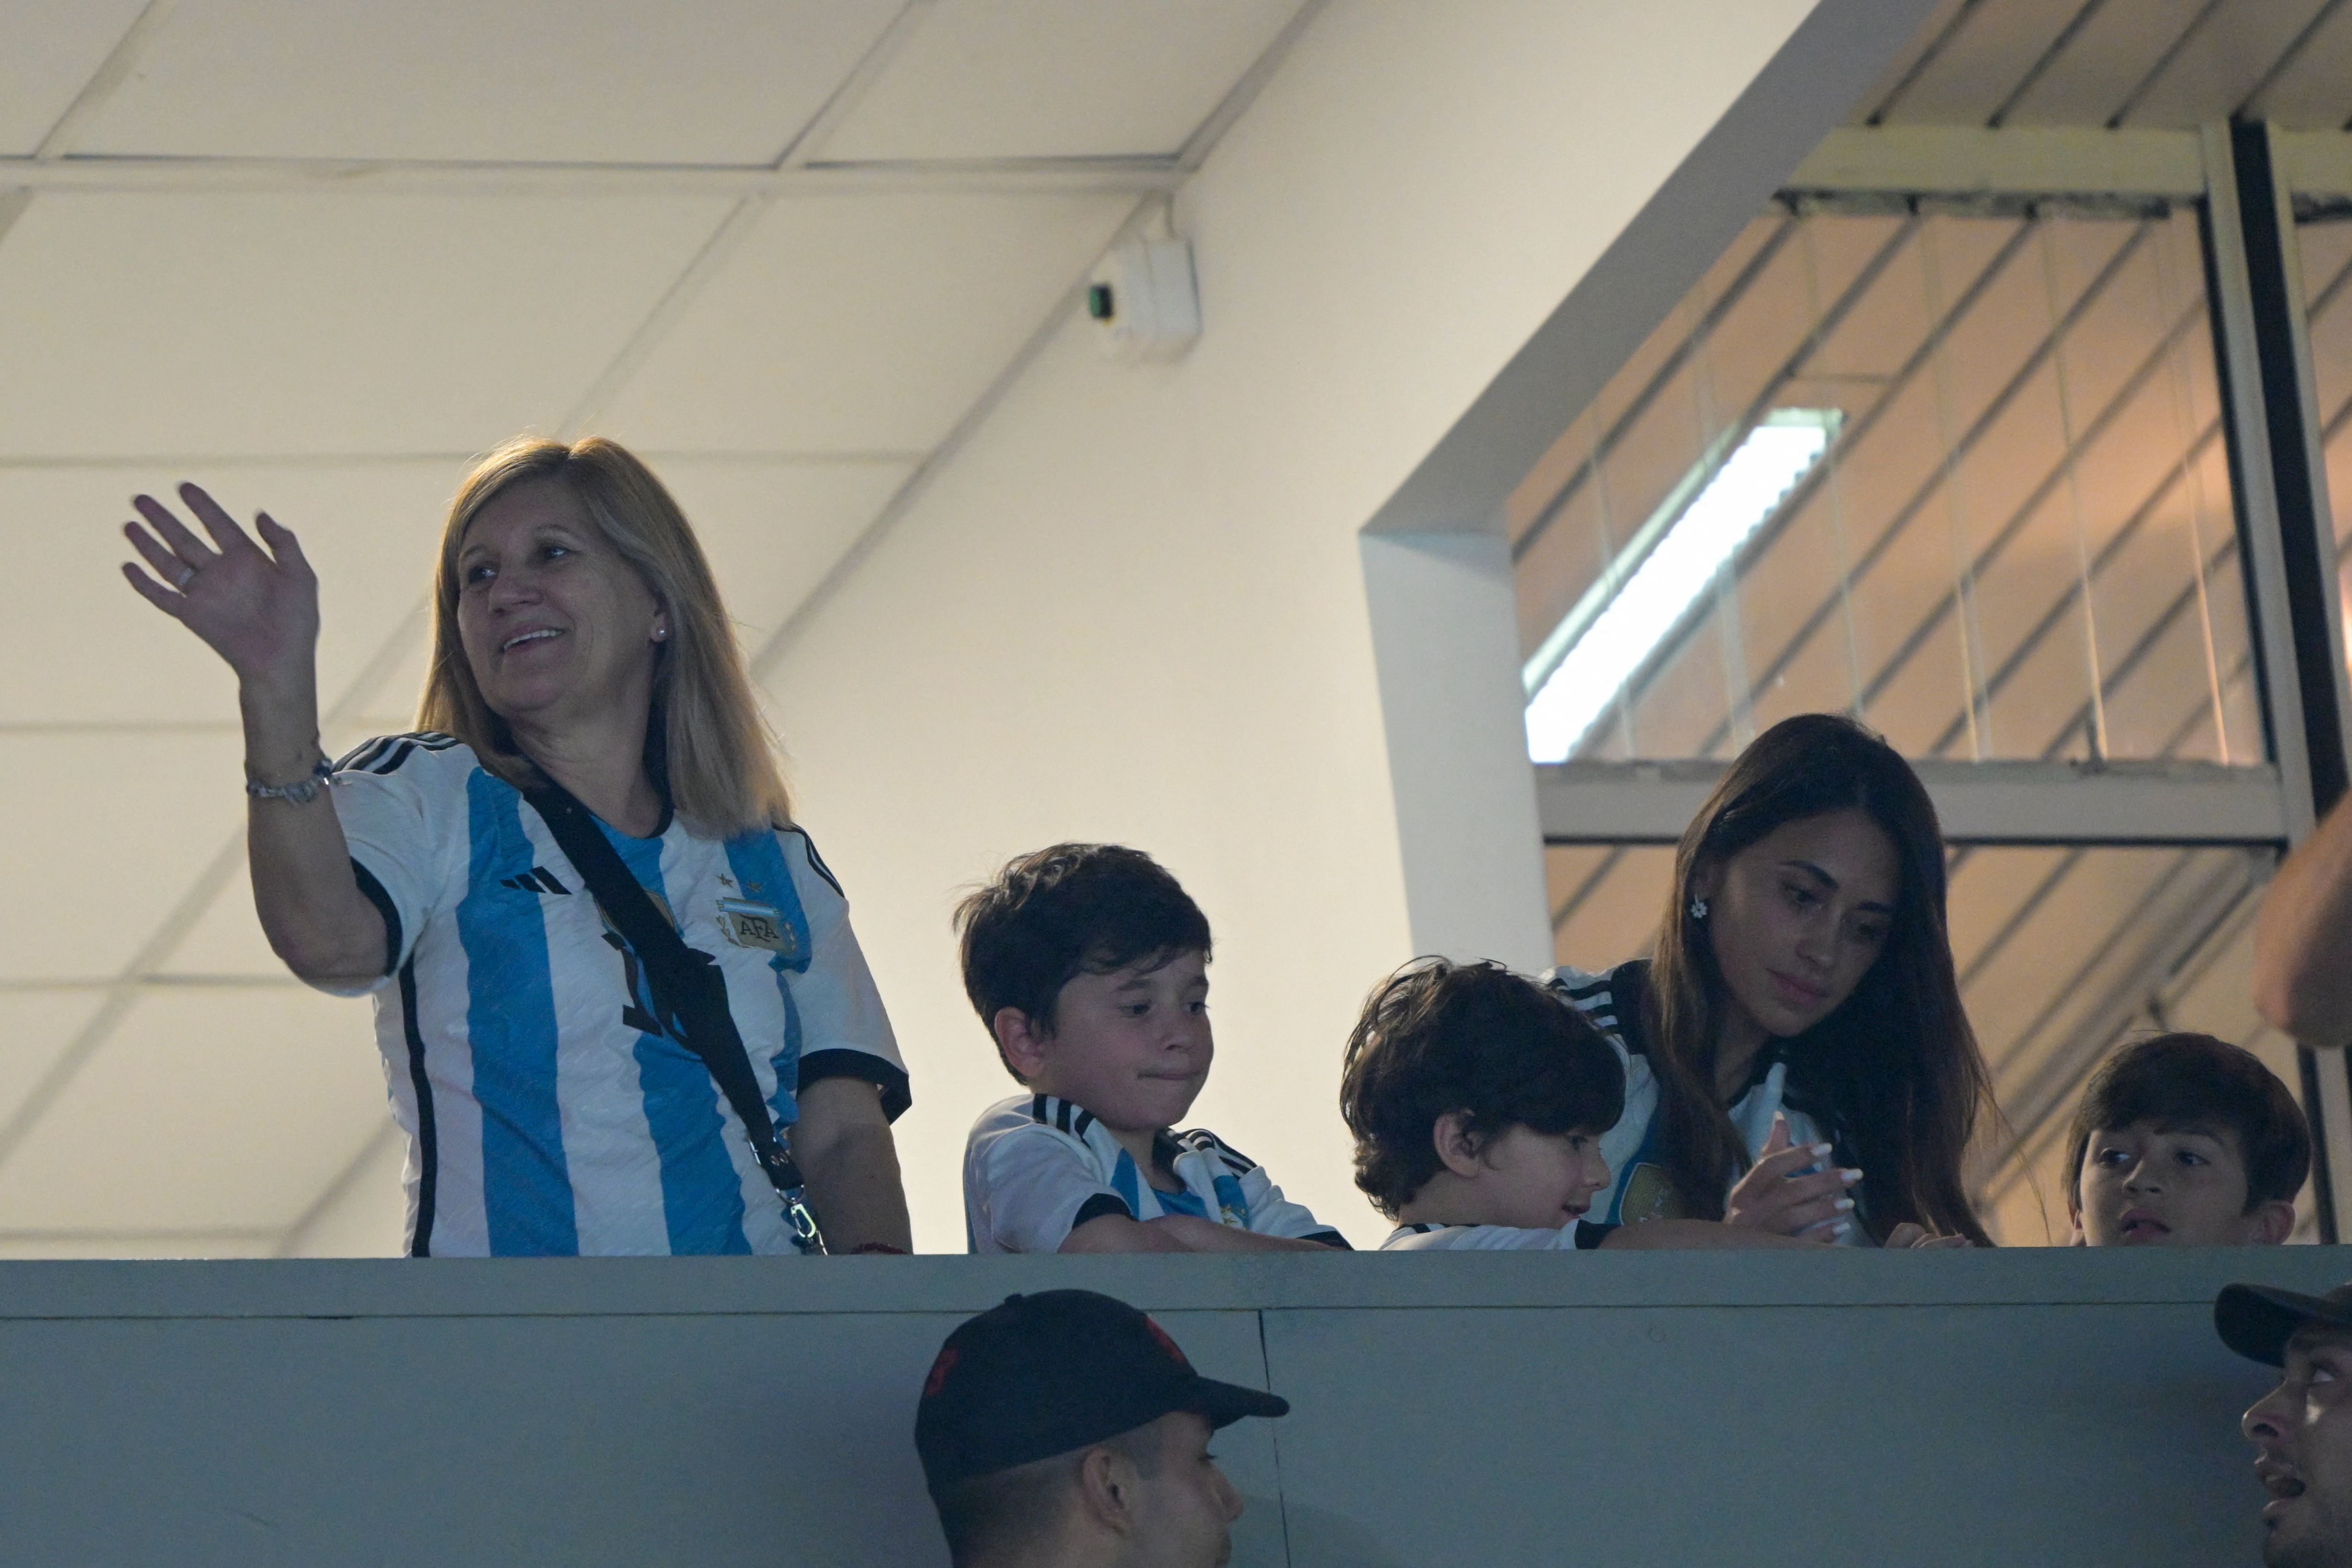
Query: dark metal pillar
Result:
<box><xmin>2207</xmin><ymin>119</ymin><xmax>2352</xmax><ymax>1241</ymax></box>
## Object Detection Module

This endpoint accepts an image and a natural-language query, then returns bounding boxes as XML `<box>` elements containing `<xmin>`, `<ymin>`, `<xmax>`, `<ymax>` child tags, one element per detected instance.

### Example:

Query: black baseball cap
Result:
<box><xmin>914</xmin><ymin>1289</ymin><xmax>1289</xmax><ymax>1494</ymax></box>
<box><xmin>2216</xmin><ymin>1280</ymin><xmax>2352</xmax><ymax>1367</ymax></box>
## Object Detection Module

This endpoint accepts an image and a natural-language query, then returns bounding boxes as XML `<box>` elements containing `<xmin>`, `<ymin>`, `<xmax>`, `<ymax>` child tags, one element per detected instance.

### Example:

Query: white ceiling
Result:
<box><xmin>0</xmin><ymin>191</ymin><xmax>746</xmax><ymax>456</ymax></box>
<box><xmin>66</xmin><ymin>0</ymin><xmax>903</xmax><ymax>165</ymax></box>
<box><xmin>0</xmin><ymin>0</ymin><xmax>1313</xmax><ymax>1257</ymax></box>
<box><xmin>0</xmin><ymin>0</ymin><xmax>148</xmax><ymax>156</ymax></box>
<box><xmin>595</xmin><ymin>191</ymin><xmax>1136</xmax><ymax>453</ymax></box>
<box><xmin>817</xmin><ymin>0</ymin><xmax>1303</xmax><ymax>161</ymax></box>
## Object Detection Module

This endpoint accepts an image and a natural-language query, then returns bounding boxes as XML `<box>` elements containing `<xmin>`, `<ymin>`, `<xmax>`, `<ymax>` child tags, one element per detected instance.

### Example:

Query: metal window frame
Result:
<box><xmin>1538</xmin><ymin>122</ymin><xmax>2352</xmax><ymax>1241</ymax></box>
<box><xmin>1538</xmin><ymin>760</ymin><xmax>2289</xmax><ymax>846</ymax></box>
<box><xmin>2207</xmin><ymin>121</ymin><xmax>2352</xmax><ymax>1242</ymax></box>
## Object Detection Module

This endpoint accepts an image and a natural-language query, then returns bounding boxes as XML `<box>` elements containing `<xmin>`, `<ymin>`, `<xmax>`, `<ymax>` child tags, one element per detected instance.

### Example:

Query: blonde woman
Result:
<box><xmin>121</xmin><ymin>437</ymin><xmax>913</xmax><ymax>1257</ymax></box>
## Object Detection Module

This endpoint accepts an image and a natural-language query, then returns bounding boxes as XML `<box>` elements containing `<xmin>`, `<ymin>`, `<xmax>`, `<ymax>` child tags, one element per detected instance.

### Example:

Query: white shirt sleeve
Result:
<box><xmin>318</xmin><ymin>740</ymin><xmax>467</xmax><ymax>997</ymax></box>
<box><xmin>1236</xmin><ymin>1165</ymin><xmax>1344</xmax><ymax>1242</ymax></box>
<box><xmin>966</xmin><ymin>1108</ymin><xmax>1124</xmax><ymax>1254</ymax></box>
<box><xmin>775</xmin><ymin>828</ymin><xmax>907</xmax><ymax>1112</ymax></box>
<box><xmin>1381</xmin><ymin>1222</ymin><xmax>1600</xmax><ymax>1251</ymax></box>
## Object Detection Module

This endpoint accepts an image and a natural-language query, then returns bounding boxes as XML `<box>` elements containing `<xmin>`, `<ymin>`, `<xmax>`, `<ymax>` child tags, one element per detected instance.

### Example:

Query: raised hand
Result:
<box><xmin>1724</xmin><ymin>1112</ymin><xmax>1863</xmax><ymax>1240</ymax></box>
<box><xmin>121</xmin><ymin>483</ymin><xmax>319</xmax><ymax>694</ymax></box>
<box><xmin>119</xmin><ymin>482</ymin><xmax>383</xmax><ymax>983</ymax></box>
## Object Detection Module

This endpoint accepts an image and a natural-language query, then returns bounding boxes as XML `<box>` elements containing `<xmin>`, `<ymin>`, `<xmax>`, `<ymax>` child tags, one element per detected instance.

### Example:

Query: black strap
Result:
<box><xmin>523</xmin><ymin>780</ymin><xmax>826</xmax><ymax>1254</ymax></box>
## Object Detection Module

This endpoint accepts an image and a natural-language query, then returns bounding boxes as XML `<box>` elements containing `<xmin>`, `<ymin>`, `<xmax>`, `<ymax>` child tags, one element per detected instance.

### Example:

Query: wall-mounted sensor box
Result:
<box><xmin>1085</xmin><ymin>238</ymin><xmax>1201</xmax><ymax>362</ymax></box>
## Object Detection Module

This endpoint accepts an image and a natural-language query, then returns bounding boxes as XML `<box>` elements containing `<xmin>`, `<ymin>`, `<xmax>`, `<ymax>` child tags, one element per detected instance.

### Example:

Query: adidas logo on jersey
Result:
<box><xmin>500</xmin><ymin>866</ymin><xmax>573</xmax><ymax>896</ymax></box>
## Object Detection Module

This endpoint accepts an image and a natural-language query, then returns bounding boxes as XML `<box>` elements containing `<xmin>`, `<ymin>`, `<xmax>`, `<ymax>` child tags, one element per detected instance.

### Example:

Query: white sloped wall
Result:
<box><xmin>751</xmin><ymin>0</ymin><xmax>1924</xmax><ymax>1250</ymax></box>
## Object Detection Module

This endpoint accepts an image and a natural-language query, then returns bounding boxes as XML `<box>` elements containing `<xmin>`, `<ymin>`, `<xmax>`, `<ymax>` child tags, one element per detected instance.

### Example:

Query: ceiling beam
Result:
<box><xmin>2279</xmin><ymin>129</ymin><xmax>2352</xmax><ymax>198</ymax></box>
<box><xmin>32</xmin><ymin>0</ymin><xmax>180</xmax><ymax>160</ymax></box>
<box><xmin>0</xmin><ymin>975</ymin><xmax>301</xmax><ymax>991</ymax></box>
<box><xmin>776</xmin><ymin>0</ymin><xmax>939</xmax><ymax>169</ymax></box>
<box><xmin>0</xmin><ymin>1227</ymin><xmax>277</xmax><ymax>1243</ymax></box>
<box><xmin>1786</xmin><ymin>126</ymin><xmax>2206</xmax><ymax>199</ymax></box>
<box><xmin>0</xmin><ymin>155</ymin><xmax>1184</xmax><ymax>200</ymax></box>
<box><xmin>1539</xmin><ymin>759</ymin><xmax>2291</xmax><ymax>846</ymax></box>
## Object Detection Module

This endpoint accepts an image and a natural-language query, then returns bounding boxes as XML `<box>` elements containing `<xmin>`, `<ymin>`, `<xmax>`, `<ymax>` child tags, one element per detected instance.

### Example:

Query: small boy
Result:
<box><xmin>1342</xmin><ymin>958</ymin><xmax>1817</xmax><ymax>1251</ymax></box>
<box><xmin>957</xmin><ymin>843</ymin><xmax>1346</xmax><ymax>1254</ymax></box>
<box><xmin>2066</xmin><ymin>1032</ymin><xmax>2310</xmax><ymax>1247</ymax></box>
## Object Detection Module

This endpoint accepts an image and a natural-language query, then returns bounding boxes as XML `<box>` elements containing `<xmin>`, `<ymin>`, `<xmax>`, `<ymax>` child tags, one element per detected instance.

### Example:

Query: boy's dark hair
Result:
<box><xmin>2064</xmin><ymin>1032</ymin><xmax>2312</xmax><ymax>1214</ymax></box>
<box><xmin>1339</xmin><ymin>958</ymin><xmax>1626</xmax><ymax>1218</ymax></box>
<box><xmin>954</xmin><ymin>844</ymin><xmax>1212</xmax><ymax>1081</ymax></box>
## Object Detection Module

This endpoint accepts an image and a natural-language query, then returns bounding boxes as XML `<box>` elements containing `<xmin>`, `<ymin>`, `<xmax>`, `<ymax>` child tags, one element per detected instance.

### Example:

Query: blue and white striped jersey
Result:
<box><xmin>1546</xmin><ymin>961</ymin><xmax>1860</xmax><ymax>1245</ymax></box>
<box><xmin>319</xmin><ymin>733</ymin><xmax>908</xmax><ymax>1258</ymax></box>
<box><xmin>1381</xmin><ymin>1219</ymin><xmax>1616</xmax><ymax>1251</ymax></box>
<box><xmin>962</xmin><ymin>1094</ymin><xmax>1344</xmax><ymax>1254</ymax></box>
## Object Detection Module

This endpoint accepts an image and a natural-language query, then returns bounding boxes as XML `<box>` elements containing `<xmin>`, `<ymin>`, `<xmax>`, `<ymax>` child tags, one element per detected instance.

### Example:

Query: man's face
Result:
<box><xmin>2245</xmin><ymin>1325</ymin><xmax>2352</xmax><ymax>1568</ymax></box>
<box><xmin>1127</xmin><ymin>1411</ymin><xmax>1243</xmax><ymax>1568</ymax></box>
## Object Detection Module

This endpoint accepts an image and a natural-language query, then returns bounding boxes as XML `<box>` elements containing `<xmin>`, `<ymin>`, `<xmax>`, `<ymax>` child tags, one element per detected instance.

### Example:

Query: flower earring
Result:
<box><xmin>1689</xmin><ymin>896</ymin><xmax>1709</xmax><ymax>921</ymax></box>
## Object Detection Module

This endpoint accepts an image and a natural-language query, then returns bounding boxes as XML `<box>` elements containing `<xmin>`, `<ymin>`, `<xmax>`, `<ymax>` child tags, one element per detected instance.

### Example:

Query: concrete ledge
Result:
<box><xmin>0</xmin><ymin>1243</ymin><xmax>2344</xmax><ymax>1319</ymax></box>
<box><xmin>5</xmin><ymin>1250</ymin><xmax>2340</xmax><ymax>1567</ymax></box>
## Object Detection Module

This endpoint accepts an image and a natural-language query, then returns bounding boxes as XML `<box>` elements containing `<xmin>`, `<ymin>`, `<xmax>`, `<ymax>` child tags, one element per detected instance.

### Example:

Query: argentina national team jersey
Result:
<box><xmin>319</xmin><ymin>734</ymin><xmax>909</xmax><ymax>1257</ymax></box>
<box><xmin>962</xmin><ymin>1094</ymin><xmax>1346</xmax><ymax>1254</ymax></box>
<box><xmin>1382</xmin><ymin>1220</ymin><xmax>1616</xmax><ymax>1251</ymax></box>
<box><xmin>1545</xmin><ymin>960</ymin><xmax>1859</xmax><ymax>1245</ymax></box>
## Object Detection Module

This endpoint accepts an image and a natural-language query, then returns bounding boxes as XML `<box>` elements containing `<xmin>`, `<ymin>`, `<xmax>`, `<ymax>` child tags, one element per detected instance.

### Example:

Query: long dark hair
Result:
<box><xmin>1643</xmin><ymin>713</ymin><xmax>1993</xmax><ymax>1244</ymax></box>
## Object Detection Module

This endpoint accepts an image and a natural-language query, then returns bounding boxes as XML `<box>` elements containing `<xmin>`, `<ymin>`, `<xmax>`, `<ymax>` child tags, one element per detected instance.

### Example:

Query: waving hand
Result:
<box><xmin>116</xmin><ymin>482</ymin><xmax>384</xmax><ymax>987</ymax></box>
<box><xmin>121</xmin><ymin>483</ymin><xmax>318</xmax><ymax>691</ymax></box>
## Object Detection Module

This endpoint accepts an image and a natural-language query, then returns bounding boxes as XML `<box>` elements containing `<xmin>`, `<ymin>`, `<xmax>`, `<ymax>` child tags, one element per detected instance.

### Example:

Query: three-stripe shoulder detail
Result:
<box><xmin>336</xmin><ymin>731</ymin><xmax>461</xmax><ymax>776</ymax></box>
<box><xmin>775</xmin><ymin>825</ymin><xmax>844</xmax><ymax>898</ymax></box>
<box><xmin>1025</xmin><ymin>1095</ymin><xmax>1096</xmax><ymax>1139</ymax></box>
<box><xmin>1172</xmin><ymin>1127</ymin><xmax>1257</xmax><ymax>1175</ymax></box>
<box><xmin>1552</xmin><ymin>975</ymin><xmax>1619</xmax><ymax>1031</ymax></box>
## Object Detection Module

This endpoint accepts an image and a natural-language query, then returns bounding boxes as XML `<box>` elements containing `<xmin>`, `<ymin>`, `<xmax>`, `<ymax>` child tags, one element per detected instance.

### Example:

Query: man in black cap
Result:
<box><xmin>2219</xmin><ymin>1279</ymin><xmax>2352</xmax><ymax>1566</ymax></box>
<box><xmin>914</xmin><ymin>1289</ymin><xmax>1289</xmax><ymax>1568</ymax></box>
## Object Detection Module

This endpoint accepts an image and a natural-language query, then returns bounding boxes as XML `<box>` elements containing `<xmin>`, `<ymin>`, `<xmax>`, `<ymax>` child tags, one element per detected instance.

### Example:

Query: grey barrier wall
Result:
<box><xmin>1</xmin><ymin>1247</ymin><xmax>2342</xmax><ymax>1567</ymax></box>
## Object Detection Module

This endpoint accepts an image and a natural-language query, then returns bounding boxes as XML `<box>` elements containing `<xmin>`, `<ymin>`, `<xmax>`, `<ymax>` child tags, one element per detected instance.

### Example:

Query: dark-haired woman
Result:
<box><xmin>1548</xmin><ymin>713</ymin><xmax>1991</xmax><ymax>1247</ymax></box>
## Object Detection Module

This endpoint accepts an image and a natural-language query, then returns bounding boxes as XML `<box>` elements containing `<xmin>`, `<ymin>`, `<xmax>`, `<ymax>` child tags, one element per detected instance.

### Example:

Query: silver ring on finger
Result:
<box><xmin>176</xmin><ymin>565</ymin><xmax>197</xmax><ymax>590</ymax></box>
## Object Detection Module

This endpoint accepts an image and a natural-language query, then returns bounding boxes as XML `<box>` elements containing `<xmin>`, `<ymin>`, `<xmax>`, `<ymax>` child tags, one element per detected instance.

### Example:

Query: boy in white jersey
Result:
<box><xmin>1342</xmin><ymin>959</ymin><xmax>1819</xmax><ymax>1252</ymax></box>
<box><xmin>958</xmin><ymin>844</ymin><xmax>1346</xmax><ymax>1254</ymax></box>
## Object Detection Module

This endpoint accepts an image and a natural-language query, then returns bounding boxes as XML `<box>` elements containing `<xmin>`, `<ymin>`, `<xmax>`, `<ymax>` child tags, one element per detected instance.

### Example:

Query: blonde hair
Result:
<box><xmin>418</xmin><ymin>435</ymin><xmax>792</xmax><ymax>837</ymax></box>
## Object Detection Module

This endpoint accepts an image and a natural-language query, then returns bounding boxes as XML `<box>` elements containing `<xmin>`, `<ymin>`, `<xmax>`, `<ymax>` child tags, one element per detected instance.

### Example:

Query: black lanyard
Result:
<box><xmin>523</xmin><ymin>779</ymin><xmax>826</xmax><ymax>1255</ymax></box>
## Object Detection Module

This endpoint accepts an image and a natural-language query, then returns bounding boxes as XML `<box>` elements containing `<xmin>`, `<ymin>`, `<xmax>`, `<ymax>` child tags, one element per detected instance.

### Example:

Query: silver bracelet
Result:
<box><xmin>245</xmin><ymin>758</ymin><xmax>336</xmax><ymax>805</ymax></box>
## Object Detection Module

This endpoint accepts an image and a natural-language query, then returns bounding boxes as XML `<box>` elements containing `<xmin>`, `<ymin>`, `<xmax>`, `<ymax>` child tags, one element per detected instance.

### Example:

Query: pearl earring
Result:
<box><xmin>652</xmin><ymin>625</ymin><xmax>667</xmax><ymax>642</ymax></box>
<box><xmin>1689</xmin><ymin>897</ymin><xmax>1709</xmax><ymax>921</ymax></box>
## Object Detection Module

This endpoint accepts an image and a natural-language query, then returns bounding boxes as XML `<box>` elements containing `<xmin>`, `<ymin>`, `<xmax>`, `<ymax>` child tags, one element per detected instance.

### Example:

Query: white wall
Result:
<box><xmin>1359</xmin><ymin>529</ymin><xmax>1554</xmax><ymax>974</ymax></box>
<box><xmin>756</xmin><ymin>0</ymin><xmax>1890</xmax><ymax>1250</ymax></box>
